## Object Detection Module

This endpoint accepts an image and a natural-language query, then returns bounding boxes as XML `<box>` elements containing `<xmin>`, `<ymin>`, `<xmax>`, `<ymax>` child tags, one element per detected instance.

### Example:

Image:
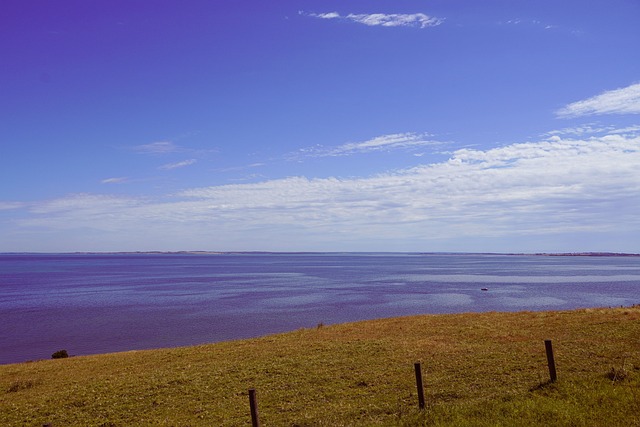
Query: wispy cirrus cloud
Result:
<box><xmin>0</xmin><ymin>201</ymin><xmax>24</xmax><ymax>211</ymax></box>
<box><xmin>502</xmin><ymin>19</ymin><xmax>557</xmax><ymax>30</ymax></box>
<box><xmin>292</xmin><ymin>132</ymin><xmax>445</xmax><ymax>159</ymax></box>
<box><xmin>608</xmin><ymin>125</ymin><xmax>640</xmax><ymax>135</ymax></box>
<box><xmin>133</xmin><ymin>141</ymin><xmax>180</xmax><ymax>154</ymax></box>
<box><xmin>159</xmin><ymin>159</ymin><xmax>197</xmax><ymax>170</ymax></box>
<box><xmin>556</xmin><ymin>82</ymin><xmax>640</xmax><ymax>118</ymax></box>
<box><xmin>101</xmin><ymin>177</ymin><xmax>128</xmax><ymax>184</ymax></box>
<box><xmin>215</xmin><ymin>163</ymin><xmax>265</xmax><ymax>173</ymax></box>
<box><xmin>302</xmin><ymin>11</ymin><xmax>444</xmax><ymax>29</ymax></box>
<box><xmin>545</xmin><ymin>124</ymin><xmax>640</xmax><ymax>138</ymax></box>
<box><xmin>335</xmin><ymin>133</ymin><xmax>443</xmax><ymax>153</ymax></box>
<box><xmin>544</xmin><ymin>123</ymin><xmax>622</xmax><ymax>137</ymax></box>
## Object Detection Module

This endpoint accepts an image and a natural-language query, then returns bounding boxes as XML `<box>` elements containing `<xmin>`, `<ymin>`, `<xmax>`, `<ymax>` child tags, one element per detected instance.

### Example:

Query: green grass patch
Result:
<box><xmin>1</xmin><ymin>307</ymin><xmax>639</xmax><ymax>426</ymax></box>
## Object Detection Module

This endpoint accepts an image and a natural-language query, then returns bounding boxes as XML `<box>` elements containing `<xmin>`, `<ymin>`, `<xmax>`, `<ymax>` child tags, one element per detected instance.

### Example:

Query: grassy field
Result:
<box><xmin>2</xmin><ymin>307</ymin><xmax>639</xmax><ymax>426</ymax></box>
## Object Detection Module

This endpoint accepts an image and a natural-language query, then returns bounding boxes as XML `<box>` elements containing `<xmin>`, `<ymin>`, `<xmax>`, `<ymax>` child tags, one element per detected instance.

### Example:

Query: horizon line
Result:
<box><xmin>2</xmin><ymin>251</ymin><xmax>639</xmax><ymax>257</ymax></box>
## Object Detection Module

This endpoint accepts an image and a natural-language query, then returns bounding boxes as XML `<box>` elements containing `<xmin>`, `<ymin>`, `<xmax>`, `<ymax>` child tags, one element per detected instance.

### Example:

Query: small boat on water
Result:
<box><xmin>481</xmin><ymin>288</ymin><xmax>489</xmax><ymax>291</ymax></box>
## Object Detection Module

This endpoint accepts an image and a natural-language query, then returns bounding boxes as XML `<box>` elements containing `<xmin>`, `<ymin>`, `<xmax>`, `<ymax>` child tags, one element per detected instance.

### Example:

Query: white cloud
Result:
<box><xmin>0</xmin><ymin>202</ymin><xmax>24</xmax><ymax>211</ymax></box>
<box><xmin>216</xmin><ymin>163</ymin><xmax>265</xmax><ymax>173</ymax></box>
<box><xmin>545</xmin><ymin>124</ymin><xmax>640</xmax><ymax>138</ymax></box>
<box><xmin>28</xmin><ymin>194</ymin><xmax>143</xmax><ymax>216</ymax></box>
<box><xmin>101</xmin><ymin>177</ymin><xmax>128</xmax><ymax>184</ymax></box>
<box><xmin>293</xmin><ymin>132</ymin><xmax>444</xmax><ymax>159</ymax></box>
<box><xmin>502</xmin><ymin>19</ymin><xmax>557</xmax><ymax>31</ymax></box>
<box><xmin>134</xmin><ymin>141</ymin><xmax>179</xmax><ymax>154</ymax></box>
<box><xmin>337</xmin><ymin>133</ymin><xmax>440</xmax><ymax>152</ymax></box>
<box><xmin>159</xmin><ymin>159</ymin><xmax>197</xmax><ymax>170</ymax></box>
<box><xmin>608</xmin><ymin>125</ymin><xmax>640</xmax><ymax>135</ymax></box>
<box><xmin>10</xmin><ymin>130</ymin><xmax>640</xmax><ymax>252</ymax></box>
<box><xmin>556</xmin><ymin>83</ymin><xmax>640</xmax><ymax>118</ymax></box>
<box><xmin>545</xmin><ymin>124</ymin><xmax>608</xmax><ymax>136</ymax></box>
<box><xmin>303</xmin><ymin>11</ymin><xmax>443</xmax><ymax>28</ymax></box>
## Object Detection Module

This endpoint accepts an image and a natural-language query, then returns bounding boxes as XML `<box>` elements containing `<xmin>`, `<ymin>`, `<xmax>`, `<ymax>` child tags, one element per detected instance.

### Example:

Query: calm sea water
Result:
<box><xmin>1</xmin><ymin>253</ymin><xmax>639</xmax><ymax>365</ymax></box>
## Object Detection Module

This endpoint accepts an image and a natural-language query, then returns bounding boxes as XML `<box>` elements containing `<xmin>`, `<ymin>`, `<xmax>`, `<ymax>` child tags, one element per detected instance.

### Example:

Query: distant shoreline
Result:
<box><xmin>2</xmin><ymin>251</ymin><xmax>639</xmax><ymax>257</ymax></box>
<box><xmin>533</xmin><ymin>252</ymin><xmax>640</xmax><ymax>257</ymax></box>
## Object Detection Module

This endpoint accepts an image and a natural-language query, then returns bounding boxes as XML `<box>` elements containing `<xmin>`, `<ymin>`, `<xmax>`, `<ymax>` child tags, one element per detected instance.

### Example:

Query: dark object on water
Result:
<box><xmin>51</xmin><ymin>349</ymin><xmax>69</xmax><ymax>359</ymax></box>
<box><xmin>481</xmin><ymin>288</ymin><xmax>489</xmax><ymax>291</ymax></box>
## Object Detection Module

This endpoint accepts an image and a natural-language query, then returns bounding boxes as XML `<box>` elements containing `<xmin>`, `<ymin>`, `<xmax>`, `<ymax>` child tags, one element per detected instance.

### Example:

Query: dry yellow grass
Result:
<box><xmin>1</xmin><ymin>307</ymin><xmax>639</xmax><ymax>426</ymax></box>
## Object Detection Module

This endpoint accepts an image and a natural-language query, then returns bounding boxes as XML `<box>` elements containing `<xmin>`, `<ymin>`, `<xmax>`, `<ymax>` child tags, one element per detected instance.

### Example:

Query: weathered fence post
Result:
<box><xmin>414</xmin><ymin>362</ymin><xmax>425</xmax><ymax>410</ymax></box>
<box><xmin>544</xmin><ymin>339</ymin><xmax>557</xmax><ymax>383</ymax></box>
<box><xmin>249</xmin><ymin>388</ymin><xmax>261</xmax><ymax>427</ymax></box>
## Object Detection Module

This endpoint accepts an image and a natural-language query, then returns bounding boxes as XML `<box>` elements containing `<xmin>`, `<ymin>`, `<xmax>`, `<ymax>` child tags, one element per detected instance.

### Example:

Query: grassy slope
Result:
<box><xmin>1</xmin><ymin>307</ymin><xmax>639</xmax><ymax>426</ymax></box>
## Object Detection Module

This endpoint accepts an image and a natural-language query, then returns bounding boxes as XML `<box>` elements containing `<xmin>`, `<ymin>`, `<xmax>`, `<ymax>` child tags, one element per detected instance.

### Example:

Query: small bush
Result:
<box><xmin>606</xmin><ymin>366</ymin><xmax>628</xmax><ymax>382</ymax></box>
<box><xmin>7</xmin><ymin>380</ymin><xmax>35</xmax><ymax>393</ymax></box>
<box><xmin>51</xmin><ymin>349</ymin><xmax>69</xmax><ymax>359</ymax></box>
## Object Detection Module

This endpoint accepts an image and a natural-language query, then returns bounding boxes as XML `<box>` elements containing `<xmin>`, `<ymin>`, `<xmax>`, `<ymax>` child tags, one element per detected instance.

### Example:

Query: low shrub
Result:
<box><xmin>7</xmin><ymin>380</ymin><xmax>35</xmax><ymax>393</ymax></box>
<box><xmin>51</xmin><ymin>349</ymin><xmax>69</xmax><ymax>359</ymax></box>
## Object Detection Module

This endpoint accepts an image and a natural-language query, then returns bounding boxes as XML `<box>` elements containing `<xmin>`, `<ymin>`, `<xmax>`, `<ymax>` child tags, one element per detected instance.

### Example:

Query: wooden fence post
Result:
<box><xmin>249</xmin><ymin>388</ymin><xmax>261</xmax><ymax>427</ymax></box>
<box><xmin>414</xmin><ymin>362</ymin><xmax>425</xmax><ymax>410</ymax></box>
<box><xmin>544</xmin><ymin>339</ymin><xmax>557</xmax><ymax>383</ymax></box>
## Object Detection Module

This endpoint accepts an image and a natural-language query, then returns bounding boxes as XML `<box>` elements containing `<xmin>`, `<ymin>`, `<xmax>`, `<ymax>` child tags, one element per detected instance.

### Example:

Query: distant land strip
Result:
<box><xmin>74</xmin><ymin>251</ymin><xmax>640</xmax><ymax>257</ymax></box>
<box><xmin>1</xmin><ymin>251</ymin><xmax>639</xmax><ymax>256</ymax></box>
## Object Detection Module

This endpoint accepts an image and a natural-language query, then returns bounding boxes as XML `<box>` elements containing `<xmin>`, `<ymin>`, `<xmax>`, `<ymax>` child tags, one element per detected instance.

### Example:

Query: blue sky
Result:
<box><xmin>1</xmin><ymin>0</ymin><xmax>640</xmax><ymax>253</ymax></box>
